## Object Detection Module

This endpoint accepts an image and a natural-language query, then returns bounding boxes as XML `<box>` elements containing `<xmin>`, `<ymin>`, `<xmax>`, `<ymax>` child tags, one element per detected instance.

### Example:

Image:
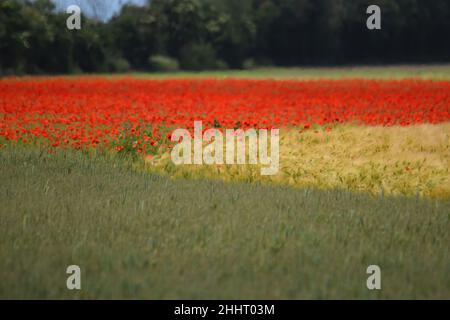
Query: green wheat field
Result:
<box><xmin>1</xmin><ymin>147</ymin><xmax>449</xmax><ymax>299</ymax></box>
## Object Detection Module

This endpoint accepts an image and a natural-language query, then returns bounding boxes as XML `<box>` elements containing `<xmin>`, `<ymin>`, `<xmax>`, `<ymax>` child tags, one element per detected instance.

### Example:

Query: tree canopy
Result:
<box><xmin>1</xmin><ymin>0</ymin><xmax>449</xmax><ymax>74</ymax></box>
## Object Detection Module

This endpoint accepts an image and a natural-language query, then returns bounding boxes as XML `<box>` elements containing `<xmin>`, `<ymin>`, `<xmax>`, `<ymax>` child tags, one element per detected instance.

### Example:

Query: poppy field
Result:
<box><xmin>2</xmin><ymin>77</ymin><xmax>450</xmax><ymax>147</ymax></box>
<box><xmin>1</xmin><ymin>77</ymin><xmax>450</xmax><ymax>196</ymax></box>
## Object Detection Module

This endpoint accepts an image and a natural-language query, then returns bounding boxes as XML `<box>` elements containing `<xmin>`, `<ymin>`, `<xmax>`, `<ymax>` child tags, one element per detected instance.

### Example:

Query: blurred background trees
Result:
<box><xmin>1</xmin><ymin>0</ymin><xmax>449</xmax><ymax>75</ymax></box>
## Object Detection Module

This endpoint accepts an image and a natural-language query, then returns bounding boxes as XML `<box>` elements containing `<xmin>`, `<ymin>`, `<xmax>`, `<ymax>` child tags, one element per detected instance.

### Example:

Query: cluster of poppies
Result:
<box><xmin>1</xmin><ymin>77</ymin><xmax>449</xmax><ymax>153</ymax></box>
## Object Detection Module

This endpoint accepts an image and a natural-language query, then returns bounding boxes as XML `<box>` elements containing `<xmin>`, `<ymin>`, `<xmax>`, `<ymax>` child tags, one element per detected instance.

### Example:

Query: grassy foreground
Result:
<box><xmin>1</xmin><ymin>147</ymin><xmax>449</xmax><ymax>299</ymax></box>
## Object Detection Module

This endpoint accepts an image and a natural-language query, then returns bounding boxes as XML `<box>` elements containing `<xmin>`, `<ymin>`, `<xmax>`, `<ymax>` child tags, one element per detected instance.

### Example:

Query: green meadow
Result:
<box><xmin>116</xmin><ymin>65</ymin><xmax>450</xmax><ymax>80</ymax></box>
<box><xmin>19</xmin><ymin>64</ymin><xmax>450</xmax><ymax>80</ymax></box>
<box><xmin>1</xmin><ymin>147</ymin><xmax>449</xmax><ymax>299</ymax></box>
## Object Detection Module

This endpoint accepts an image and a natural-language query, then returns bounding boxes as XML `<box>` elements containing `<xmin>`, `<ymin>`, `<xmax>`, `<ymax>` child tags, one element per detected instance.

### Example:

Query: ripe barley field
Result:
<box><xmin>143</xmin><ymin>123</ymin><xmax>450</xmax><ymax>198</ymax></box>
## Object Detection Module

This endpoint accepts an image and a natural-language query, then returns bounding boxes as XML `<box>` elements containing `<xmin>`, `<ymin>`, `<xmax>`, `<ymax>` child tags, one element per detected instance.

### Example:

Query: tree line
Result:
<box><xmin>1</xmin><ymin>0</ymin><xmax>449</xmax><ymax>75</ymax></box>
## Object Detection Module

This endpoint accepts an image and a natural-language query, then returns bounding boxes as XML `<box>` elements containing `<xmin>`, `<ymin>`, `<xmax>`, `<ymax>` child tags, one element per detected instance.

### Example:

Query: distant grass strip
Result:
<box><xmin>121</xmin><ymin>65</ymin><xmax>450</xmax><ymax>80</ymax></box>
<box><xmin>1</xmin><ymin>147</ymin><xmax>449</xmax><ymax>299</ymax></box>
<box><xmin>15</xmin><ymin>65</ymin><xmax>450</xmax><ymax>81</ymax></box>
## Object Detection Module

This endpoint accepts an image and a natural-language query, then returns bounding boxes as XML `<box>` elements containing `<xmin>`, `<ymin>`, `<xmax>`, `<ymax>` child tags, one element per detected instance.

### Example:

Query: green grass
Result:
<box><xmin>1</xmin><ymin>147</ymin><xmax>449</xmax><ymax>299</ymax></box>
<box><xmin>122</xmin><ymin>65</ymin><xmax>450</xmax><ymax>80</ymax></box>
<box><xmin>17</xmin><ymin>64</ymin><xmax>450</xmax><ymax>81</ymax></box>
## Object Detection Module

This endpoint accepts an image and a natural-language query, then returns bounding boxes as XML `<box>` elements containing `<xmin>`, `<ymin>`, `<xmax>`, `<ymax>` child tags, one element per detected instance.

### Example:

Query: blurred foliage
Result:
<box><xmin>1</xmin><ymin>0</ymin><xmax>449</xmax><ymax>74</ymax></box>
<box><xmin>148</xmin><ymin>55</ymin><xmax>180</xmax><ymax>72</ymax></box>
<box><xmin>179</xmin><ymin>42</ymin><xmax>218</xmax><ymax>70</ymax></box>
